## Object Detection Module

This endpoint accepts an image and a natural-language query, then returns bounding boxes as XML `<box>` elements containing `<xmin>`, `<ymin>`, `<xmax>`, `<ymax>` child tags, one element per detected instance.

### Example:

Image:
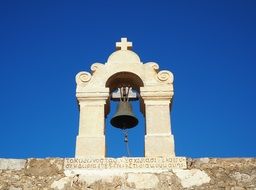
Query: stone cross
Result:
<box><xmin>116</xmin><ymin>38</ymin><xmax>132</xmax><ymax>50</ymax></box>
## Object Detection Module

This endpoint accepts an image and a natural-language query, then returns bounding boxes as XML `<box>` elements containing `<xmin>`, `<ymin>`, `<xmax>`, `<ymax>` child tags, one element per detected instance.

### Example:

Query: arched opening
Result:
<box><xmin>105</xmin><ymin>72</ymin><xmax>145</xmax><ymax>157</ymax></box>
<box><xmin>105</xmin><ymin>72</ymin><xmax>144</xmax><ymax>93</ymax></box>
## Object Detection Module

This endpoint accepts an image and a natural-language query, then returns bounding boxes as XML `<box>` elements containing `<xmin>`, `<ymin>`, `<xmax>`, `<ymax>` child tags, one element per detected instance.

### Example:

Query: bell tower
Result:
<box><xmin>75</xmin><ymin>38</ymin><xmax>175</xmax><ymax>158</ymax></box>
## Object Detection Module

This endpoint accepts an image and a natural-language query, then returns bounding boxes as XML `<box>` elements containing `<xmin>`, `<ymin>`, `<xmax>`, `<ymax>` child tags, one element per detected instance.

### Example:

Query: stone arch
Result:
<box><xmin>75</xmin><ymin>38</ymin><xmax>175</xmax><ymax>158</ymax></box>
<box><xmin>105</xmin><ymin>71</ymin><xmax>144</xmax><ymax>93</ymax></box>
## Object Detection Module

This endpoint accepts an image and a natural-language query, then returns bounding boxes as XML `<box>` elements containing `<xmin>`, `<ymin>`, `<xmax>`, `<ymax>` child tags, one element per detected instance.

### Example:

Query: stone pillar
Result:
<box><xmin>141</xmin><ymin>88</ymin><xmax>175</xmax><ymax>157</ymax></box>
<box><xmin>75</xmin><ymin>91</ymin><xmax>109</xmax><ymax>158</ymax></box>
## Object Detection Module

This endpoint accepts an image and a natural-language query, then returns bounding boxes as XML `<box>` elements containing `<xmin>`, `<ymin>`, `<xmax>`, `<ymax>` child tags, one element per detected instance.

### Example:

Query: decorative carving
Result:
<box><xmin>64</xmin><ymin>157</ymin><xmax>187</xmax><ymax>170</ymax></box>
<box><xmin>91</xmin><ymin>63</ymin><xmax>104</xmax><ymax>73</ymax></box>
<box><xmin>145</xmin><ymin>62</ymin><xmax>159</xmax><ymax>71</ymax></box>
<box><xmin>75</xmin><ymin>71</ymin><xmax>92</xmax><ymax>85</ymax></box>
<box><xmin>157</xmin><ymin>70</ymin><xmax>174</xmax><ymax>83</ymax></box>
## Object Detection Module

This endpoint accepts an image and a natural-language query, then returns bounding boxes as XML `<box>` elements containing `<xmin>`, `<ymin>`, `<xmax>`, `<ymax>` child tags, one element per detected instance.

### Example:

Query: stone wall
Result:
<box><xmin>0</xmin><ymin>158</ymin><xmax>255</xmax><ymax>190</ymax></box>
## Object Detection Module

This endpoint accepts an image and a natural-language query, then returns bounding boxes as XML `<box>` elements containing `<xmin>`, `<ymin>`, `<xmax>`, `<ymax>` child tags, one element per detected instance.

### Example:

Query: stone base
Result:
<box><xmin>145</xmin><ymin>134</ymin><xmax>175</xmax><ymax>157</ymax></box>
<box><xmin>75</xmin><ymin>136</ymin><xmax>105</xmax><ymax>158</ymax></box>
<box><xmin>1</xmin><ymin>158</ymin><xmax>256</xmax><ymax>189</ymax></box>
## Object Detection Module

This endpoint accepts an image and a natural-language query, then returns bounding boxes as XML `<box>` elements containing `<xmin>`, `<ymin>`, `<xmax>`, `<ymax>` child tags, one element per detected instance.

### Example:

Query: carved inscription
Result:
<box><xmin>64</xmin><ymin>157</ymin><xmax>186</xmax><ymax>170</ymax></box>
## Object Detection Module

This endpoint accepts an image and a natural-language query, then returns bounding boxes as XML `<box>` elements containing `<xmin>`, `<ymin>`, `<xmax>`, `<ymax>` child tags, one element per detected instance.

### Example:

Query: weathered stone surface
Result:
<box><xmin>0</xmin><ymin>158</ymin><xmax>255</xmax><ymax>190</ymax></box>
<box><xmin>173</xmin><ymin>169</ymin><xmax>211</xmax><ymax>188</ymax></box>
<box><xmin>0</xmin><ymin>159</ymin><xmax>26</xmax><ymax>170</ymax></box>
<box><xmin>127</xmin><ymin>173</ymin><xmax>159</xmax><ymax>189</ymax></box>
<box><xmin>8</xmin><ymin>186</ymin><xmax>22</xmax><ymax>190</ymax></box>
<box><xmin>51</xmin><ymin>177</ymin><xmax>71</xmax><ymax>190</ymax></box>
<box><xmin>25</xmin><ymin>158</ymin><xmax>63</xmax><ymax>176</ymax></box>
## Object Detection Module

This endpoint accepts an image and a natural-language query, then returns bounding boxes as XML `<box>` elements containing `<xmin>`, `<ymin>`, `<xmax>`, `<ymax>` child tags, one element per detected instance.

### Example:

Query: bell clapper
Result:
<box><xmin>122</xmin><ymin>127</ymin><xmax>131</xmax><ymax>157</ymax></box>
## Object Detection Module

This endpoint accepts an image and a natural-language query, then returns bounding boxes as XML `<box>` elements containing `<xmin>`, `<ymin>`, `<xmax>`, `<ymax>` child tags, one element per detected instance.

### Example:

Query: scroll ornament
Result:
<box><xmin>157</xmin><ymin>70</ymin><xmax>174</xmax><ymax>84</ymax></box>
<box><xmin>75</xmin><ymin>71</ymin><xmax>92</xmax><ymax>86</ymax></box>
<box><xmin>91</xmin><ymin>63</ymin><xmax>104</xmax><ymax>73</ymax></box>
<box><xmin>145</xmin><ymin>62</ymin><xmax>159</xmax><ymax>71</ymax></box>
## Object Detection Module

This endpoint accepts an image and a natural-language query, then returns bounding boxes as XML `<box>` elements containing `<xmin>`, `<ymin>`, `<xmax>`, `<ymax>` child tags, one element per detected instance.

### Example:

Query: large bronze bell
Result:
<box><xmin>110</xmin><ymin>101</ymin><xmax>138</xmax><ymax>129</ymax></box>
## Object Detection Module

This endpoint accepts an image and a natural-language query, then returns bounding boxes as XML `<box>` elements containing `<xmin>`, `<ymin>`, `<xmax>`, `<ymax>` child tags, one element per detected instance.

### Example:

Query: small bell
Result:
<box><xmin>110</xmin><ymin>101</ymin><xmax>138</xmax><ymax>129</ymax></box>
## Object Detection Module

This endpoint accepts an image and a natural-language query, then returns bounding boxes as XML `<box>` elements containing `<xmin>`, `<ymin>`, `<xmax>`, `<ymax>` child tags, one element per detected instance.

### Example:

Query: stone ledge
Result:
<box><xmin>0</xmin><ymin>158</ymin><xmax>255</xmax><ymax>190</ymax></box>
<box><xmin>0</xmin><ymin>159</ymin><xmax>26</xmax><ymax>170</ymax></box>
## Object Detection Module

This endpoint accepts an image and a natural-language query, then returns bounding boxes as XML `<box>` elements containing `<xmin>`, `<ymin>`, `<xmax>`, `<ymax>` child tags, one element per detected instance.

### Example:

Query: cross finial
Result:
<box><xmin>116</xmin><ymin>38</ymin><xmax>132</xmax><ymax>50</ymax></box>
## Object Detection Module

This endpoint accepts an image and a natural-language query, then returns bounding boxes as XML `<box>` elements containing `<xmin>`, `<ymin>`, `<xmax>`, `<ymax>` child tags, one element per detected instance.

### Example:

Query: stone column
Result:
<box><xmin>75</xmin><ymin>91</ymin><xmax>109</xmax><ymax>158</ymax></box>
<box><xmin>141</xmin><ymin>88</ymin><xmax>175</xmax><ymax>157</ymax></box>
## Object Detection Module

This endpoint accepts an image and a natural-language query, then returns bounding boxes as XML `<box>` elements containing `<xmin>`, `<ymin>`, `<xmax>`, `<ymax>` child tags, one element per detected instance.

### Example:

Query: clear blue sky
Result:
<box><xmin>0</xmin><ymin>0</ymin><xmax>255</xmax><ymax>158</ymax></box>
